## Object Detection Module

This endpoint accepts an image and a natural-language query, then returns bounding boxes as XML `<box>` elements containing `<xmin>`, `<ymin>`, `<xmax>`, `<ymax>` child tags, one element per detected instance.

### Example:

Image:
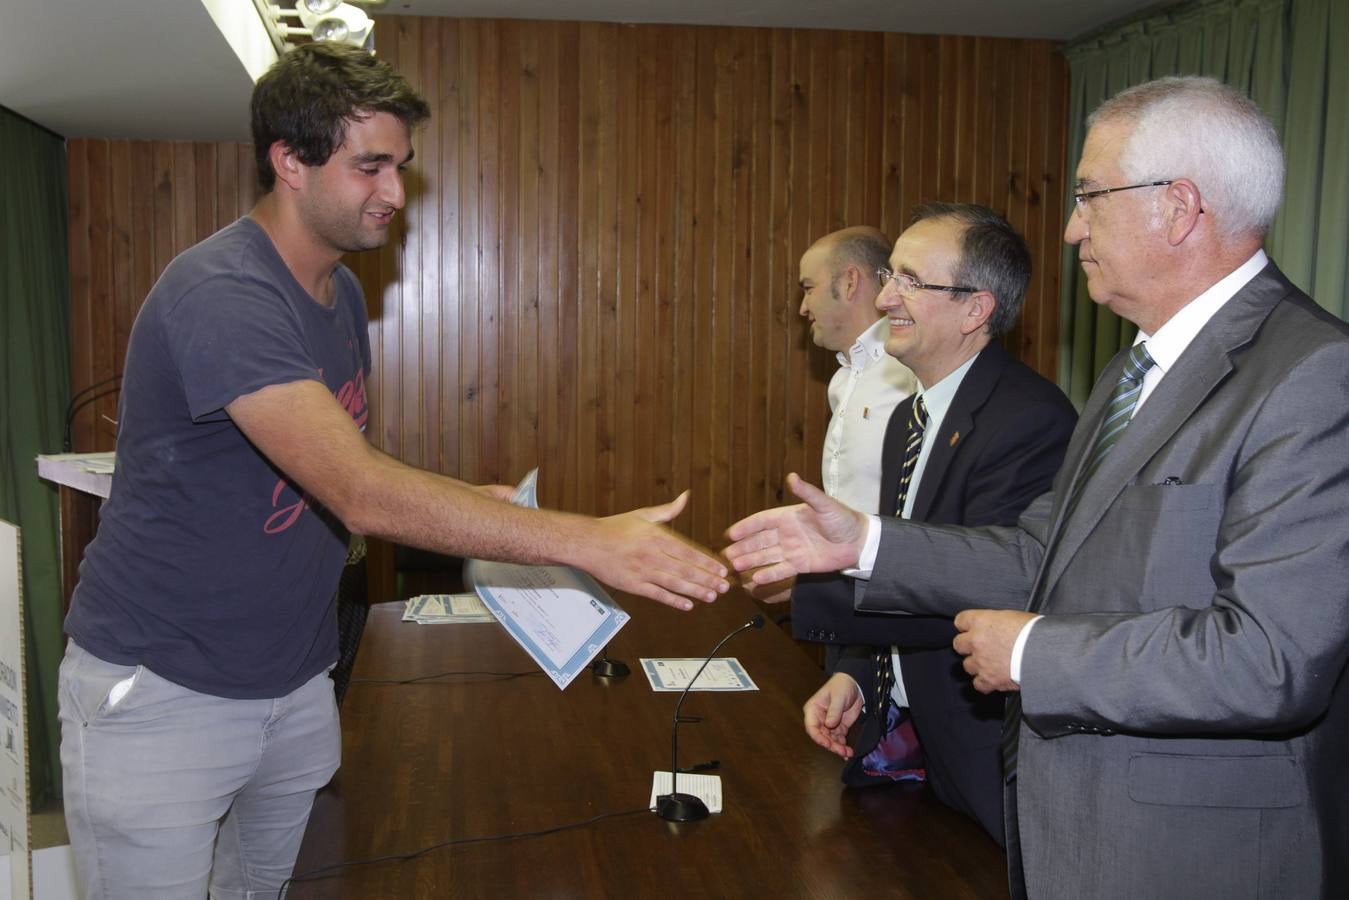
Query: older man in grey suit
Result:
<box><xmin>725</xmin><ymin>76</ymin><xmax>1349</xmax><ymax>899</ymax></box>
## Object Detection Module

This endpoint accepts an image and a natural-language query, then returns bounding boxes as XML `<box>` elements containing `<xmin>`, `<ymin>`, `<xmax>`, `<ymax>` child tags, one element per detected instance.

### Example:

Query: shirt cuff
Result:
<box><xmin>842</xmin><ymin>514</ymin><xmax>882</xmax><ymax>580</ymax></box>
<box><xmin>1009</xmin><ymin>615</ymin><xmax>1042</xmax><ymax>685</ymax></box>
<box><xmin>839</xmin><ymin>671</ymin><xmax>863</xmax><ymax>702</ymax></box>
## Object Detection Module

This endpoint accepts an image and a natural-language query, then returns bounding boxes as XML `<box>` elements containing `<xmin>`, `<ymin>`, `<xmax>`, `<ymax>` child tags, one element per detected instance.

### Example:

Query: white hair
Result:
<box><xmin>1089</xmin><ymin>76</ymin><xmax>1285</xmax><ymax>240</ymax></box>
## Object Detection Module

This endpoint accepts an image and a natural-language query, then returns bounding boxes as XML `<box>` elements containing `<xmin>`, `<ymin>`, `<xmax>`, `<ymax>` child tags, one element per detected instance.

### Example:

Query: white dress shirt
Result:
<box><xmin>851</xmin><ymin>351</ymin><xmax>981</xmax><ymax>707</ymax></box>
<box><xmin>1007</xmin><ymin>249</ymin><xmax>1271</xmax><ymax>682</ymax></box>
<box><xmin>822</xmin><ymin>317</ymin><xmax>918</xmax><ymax>513</ymax></box>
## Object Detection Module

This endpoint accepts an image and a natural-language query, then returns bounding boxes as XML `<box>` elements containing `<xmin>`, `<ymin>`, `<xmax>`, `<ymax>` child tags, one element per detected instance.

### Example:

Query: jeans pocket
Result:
<box><xmin>61</xmin><ymin>642</ymin><xmax>142</xmax><ymax>726</ymax></box>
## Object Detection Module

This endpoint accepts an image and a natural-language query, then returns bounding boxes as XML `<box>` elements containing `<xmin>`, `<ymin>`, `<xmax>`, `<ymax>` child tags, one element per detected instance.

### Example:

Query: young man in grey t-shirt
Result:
<box><xmin>60</xmin><ymin>43</ymin><xmax>729</xmax><ymax>899</ymax></box>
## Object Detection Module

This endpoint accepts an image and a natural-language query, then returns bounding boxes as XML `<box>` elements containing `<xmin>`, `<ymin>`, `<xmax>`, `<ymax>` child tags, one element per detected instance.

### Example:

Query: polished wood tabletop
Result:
<box><xmin>289</xmin><ymin>594</ymin><xmax>1009</xmax><ymax>898</ymax></box>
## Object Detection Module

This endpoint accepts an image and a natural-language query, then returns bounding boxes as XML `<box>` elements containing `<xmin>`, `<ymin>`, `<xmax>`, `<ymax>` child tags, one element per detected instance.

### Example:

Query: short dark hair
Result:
<box><xmin>251</xmin><ymin>42</ymin><xmax>431</xmax><ymax>191</ymax></box>
<box><xmin>910</xmin><ymin>202</ymin><xmax>1030</xmax><ymax>339</ymax></box>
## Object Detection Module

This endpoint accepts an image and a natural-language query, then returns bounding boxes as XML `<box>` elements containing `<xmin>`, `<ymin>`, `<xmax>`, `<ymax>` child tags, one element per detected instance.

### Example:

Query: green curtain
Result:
<box><xmin>0</xmin><ymin>106</ymin><xmax>70</xmax><ymax>806</ymax></box>
<box><xmin>1059</xmin><ymin>0</ymin><xmax>1349</xmax><ymax>405</ymax></box>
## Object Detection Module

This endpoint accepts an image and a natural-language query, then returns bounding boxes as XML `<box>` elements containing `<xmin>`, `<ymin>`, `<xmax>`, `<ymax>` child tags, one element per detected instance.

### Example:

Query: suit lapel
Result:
<box><xmin>879</xmin><ymin>396</ymin><xmax>913</xmax><ymax>517</ymax></box>
<box><xmin>910</xmin><ymin>345</ymin><xmax>1007</xmax><ymax>521</ymax></box>
<box><xmin>1033</xmin><ymin>264</ymin><xmax>1292</xmax><ymax>602</ymax></box>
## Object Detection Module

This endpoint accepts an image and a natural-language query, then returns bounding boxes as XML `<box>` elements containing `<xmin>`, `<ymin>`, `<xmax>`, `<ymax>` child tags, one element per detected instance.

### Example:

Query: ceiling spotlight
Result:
<box><xmin>254</xmin><ymin>0</ymin><xmax>379</xmax><ymax>54</ymax></box>
<box><xmin>295</xmin><ymin>2</ymin><xmax>374</xmax><ymax>49</ymax></box>
<box><xmin>311</xmin><ymin>18</ymin><xmax>350</xmax><ymax>42</ymax></box>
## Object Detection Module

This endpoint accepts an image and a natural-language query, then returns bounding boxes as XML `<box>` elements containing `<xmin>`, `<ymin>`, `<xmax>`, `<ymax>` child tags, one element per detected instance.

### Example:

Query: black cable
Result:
<box><xmin>63</xmin><ymin>375</ymin><xmax>123</xmax><ymax>451</ymax></box>
<box><xmin>278</xmin><ymin>807</ymin><xmax>649</xmax><ymax>898</ymax></box>
<box><xmin>349</xmin><ymin>669</ymin><xmax>542</xmax><ymax>685</ymax></box>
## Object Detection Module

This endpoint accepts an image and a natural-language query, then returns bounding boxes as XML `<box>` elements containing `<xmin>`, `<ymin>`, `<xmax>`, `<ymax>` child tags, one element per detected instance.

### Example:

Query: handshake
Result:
<box><xmin>579</xmin><ymin>471</ymin><xmax>870</xmax><ymax>611</ymax></box>
<box><xmin>580</xmin><ymin>471</ymin><xmax>1026</xmax><ymax>702</ymax></box>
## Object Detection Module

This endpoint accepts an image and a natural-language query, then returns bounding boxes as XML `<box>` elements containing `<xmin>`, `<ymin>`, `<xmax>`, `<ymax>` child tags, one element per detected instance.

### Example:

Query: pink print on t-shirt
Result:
<box><xmin>262</xmin><ymin>369</ymin><xmax>369</xmax><ymax>534</ymax></box>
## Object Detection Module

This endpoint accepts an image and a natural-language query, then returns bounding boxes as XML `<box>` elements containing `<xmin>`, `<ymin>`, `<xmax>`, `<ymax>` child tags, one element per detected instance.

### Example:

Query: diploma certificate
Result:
<box><xmin>464</xmin><ymin>470</ymin><xmax>629</xmax><ymax>689</ymax></box>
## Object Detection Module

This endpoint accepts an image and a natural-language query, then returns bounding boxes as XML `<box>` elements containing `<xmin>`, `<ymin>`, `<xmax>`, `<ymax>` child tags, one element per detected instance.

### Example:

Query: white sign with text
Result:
<box><xmin>0</xmin><ymin>521</ymin><xmax>31</xmax><ymax>900</ymax></box>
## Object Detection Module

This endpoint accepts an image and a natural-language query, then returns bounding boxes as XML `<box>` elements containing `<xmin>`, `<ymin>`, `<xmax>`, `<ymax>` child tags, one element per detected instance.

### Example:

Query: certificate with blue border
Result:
<box><xmin>463</xmin><ymin>470</ymin><xmax>629</xmax><ymax>690</ymax></box>
<box><xmin>639</xmin><ymin>657</ymin><xmax>758</xmax><ymax>691</ymax></box>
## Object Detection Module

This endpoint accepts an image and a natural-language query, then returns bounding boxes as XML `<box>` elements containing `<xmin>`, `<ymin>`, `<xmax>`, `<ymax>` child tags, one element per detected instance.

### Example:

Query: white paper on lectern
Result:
<box><xmin>465</xmin><ymin>469</ymin><xmax>629</xmax><ymax>690</ymax></box>
<box><xmin>649</xmin><ymin>772</ymin><xmax>723</xmax><ymax>813</ymax></box>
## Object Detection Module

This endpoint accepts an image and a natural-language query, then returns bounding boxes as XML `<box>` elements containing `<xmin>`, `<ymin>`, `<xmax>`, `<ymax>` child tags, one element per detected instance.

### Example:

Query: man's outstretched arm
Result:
<box><xmin>228</xmin><ymin>378</ymin><xmax>729</xmax><ymax>610</ymax></box>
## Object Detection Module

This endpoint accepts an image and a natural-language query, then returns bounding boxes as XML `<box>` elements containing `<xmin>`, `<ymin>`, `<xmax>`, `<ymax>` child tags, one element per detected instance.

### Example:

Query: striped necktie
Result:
<box><xmin>1077</xmin><ymin>342</ymin><xmax>1157</xmax><ymax>486</ymax></box>
<box><xmin>871</xmin><ymin>395</ymin><xmax>931</xmax><ymax>728</ymax></box>
<box><xmin>895</xmin><ymin>395</ymin><xmax>929</xmax><ymax>515</ymax></box>
<box><xmin>1003</xmin><ymin>342</ymin><xmax>1156</xmax><ymax>780</ymax></box>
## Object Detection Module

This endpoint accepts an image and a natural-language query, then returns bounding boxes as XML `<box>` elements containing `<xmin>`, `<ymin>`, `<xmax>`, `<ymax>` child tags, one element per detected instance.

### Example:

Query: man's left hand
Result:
<box><xmin>952</xmin><ymin>609</ymin><xmax>1035</xmax><ymax>694</ymax></box>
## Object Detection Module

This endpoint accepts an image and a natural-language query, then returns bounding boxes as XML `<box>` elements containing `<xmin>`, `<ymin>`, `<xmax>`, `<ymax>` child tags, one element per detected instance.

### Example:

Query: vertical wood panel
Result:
<box><xmin>515</xmin><ymin>22</ymin><xmax>542</xmax><ymax>495</ymax></box>
<box><xmin>633</xmin><ymin>26</ymin><xmax>661</xmax><ymax>506</ymax></box>
<box><xmin>66</xmin><ymin>17</ymin><xmax>1070</xmax><ymax>563</ymax></box>
<box><xmin>416</xmin><ymin>15</ymin><xmax>444</xmax><ymax>473</ymax></box>
<box><xmin>108</xmin><ymin>141</ymin><xmax>133</xmax><ymax>391</ymax></box>
<box><xmin>66</xmin><ymin>140</ymin><xmax>92</xmax><ymax>450</ymax></box>
<box><xmin>86</xmin><ymin>140</ymin><xmax>116</xmax><ymax>449</ymax></box>
<box><xmin>554</xmin><ymin>22</ymin><xmax>581</xmax><ymax>514</ymax></box>
<box><xmin>649</xmin><ymin>25</ymin><xmax>680</xmax><ymax>506</ymax></box>
<box><xmin>477</xmin><ymin>21</ymin><xmax>503</xmax><ymax>487</ymax></box>
<box><xmin>397</xmin><ymin>19</ymin><xmax>425</xmax><ymax>468</ymax></box>
<box><xmin>436</xmin><ymin>16</ymin><xmax>463</xmax><ymax>479</ymax></box>
<box><xmin>765</xmin><ymin>28</ymin><xmax>793</xmax><ymax>506</ymax></box>
<box><xmin>455</xmin><ymin>22</ymin><xmax>484</xmax><ymax>485</ymax></box>
<box><xmin>535</xmin><ymin>22</ymin><xmax>562</xmax><ymax>504</ymax></box>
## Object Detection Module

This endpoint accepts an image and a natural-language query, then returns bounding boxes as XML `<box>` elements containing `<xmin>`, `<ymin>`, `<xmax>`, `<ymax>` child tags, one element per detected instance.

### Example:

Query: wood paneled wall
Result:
<box><xmin>66</xmin><ymin>142</ymin><xmax>259</xmax><ymax>450</ymax></box>
<box><xmin>66</xmin><ymin>15</ymin><xmax>1068</xmax><ymax>552</ymax></box>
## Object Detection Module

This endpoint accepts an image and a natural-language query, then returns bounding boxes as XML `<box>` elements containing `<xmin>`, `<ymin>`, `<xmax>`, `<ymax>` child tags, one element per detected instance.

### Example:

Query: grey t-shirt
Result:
<box><xmin>66</xmin><ymin>217</ymin><xmax>372</xmax><ymax>699</ymax></box>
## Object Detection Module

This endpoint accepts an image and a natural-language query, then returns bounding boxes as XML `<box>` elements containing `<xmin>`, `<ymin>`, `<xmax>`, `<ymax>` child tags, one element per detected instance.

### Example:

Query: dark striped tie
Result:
<box><xmin>873</xmin><ymin>396</ymin><xmax>930</xmax><ymax>719</ymax></box>
<box><xmin>1002</xmin><ymin>343</ymin><xmax>1156</xmax><ymax>780</ymax></box>
<box><xmin>895</xmin><ymin>395</ymin><xmax>929</xmax><ymax>515</ymax></box>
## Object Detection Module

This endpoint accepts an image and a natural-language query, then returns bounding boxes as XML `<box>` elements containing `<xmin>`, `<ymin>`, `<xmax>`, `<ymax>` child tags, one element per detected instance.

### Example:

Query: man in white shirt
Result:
<box><xmin>784</xmin><ymin>228</ymin><xmax>915</xmax><ymax>665</ymax></box>
<box><xmin>724</xmin><ymin>77</ymin><xmax>1349</xmax><ymax>899</ymax></box>
<box><xmin>799</xmin><ymin>227</ymin><xmax>918</xmax><ymax>514</ymax></box>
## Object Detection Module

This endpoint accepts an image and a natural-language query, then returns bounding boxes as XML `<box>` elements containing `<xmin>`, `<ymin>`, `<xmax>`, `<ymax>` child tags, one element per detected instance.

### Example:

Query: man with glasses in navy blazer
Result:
<box><xmin>794</xmin><ymin>203</ymin><xmax>1074</xmax><ymax>845</ymax></box>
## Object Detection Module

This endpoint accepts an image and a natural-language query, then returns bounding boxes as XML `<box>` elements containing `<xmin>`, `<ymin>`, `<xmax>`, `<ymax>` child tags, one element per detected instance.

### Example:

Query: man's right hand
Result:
<box><xmin>803</xmin><ymin>673</ymin><xmax>865</xmax><ymax>759</ymax></box>
<box><xmin>723</xmin><ymin>474</ymin><xmax>868</xmax><ymax>584</ymax></box>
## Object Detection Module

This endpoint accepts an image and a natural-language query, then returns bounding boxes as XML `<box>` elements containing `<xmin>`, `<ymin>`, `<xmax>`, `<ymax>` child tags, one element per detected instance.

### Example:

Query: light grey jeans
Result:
<box><xmin>58</xmin><ymin>640</ymin><xmax>341</xmax><ymax>899</ymax></box>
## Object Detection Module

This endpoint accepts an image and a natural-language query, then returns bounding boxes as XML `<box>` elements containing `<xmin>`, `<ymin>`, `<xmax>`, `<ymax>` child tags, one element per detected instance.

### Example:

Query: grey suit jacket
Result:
<box><xmin>860</xmin><ymin>264</ymin><xmax>1349</xmax><ymax>899</ymax></box>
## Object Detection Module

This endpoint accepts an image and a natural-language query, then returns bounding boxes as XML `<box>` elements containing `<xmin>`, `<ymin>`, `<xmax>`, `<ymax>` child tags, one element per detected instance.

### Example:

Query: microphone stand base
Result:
<box><xmin>591</xmin><ymin>657</ymin><xmax>630</xmax><ymax>678</ymax></box>
<box><xmin>655</xmin><ymin>792</ymin><xmax>710</xmax><ymax>822</ymax></box>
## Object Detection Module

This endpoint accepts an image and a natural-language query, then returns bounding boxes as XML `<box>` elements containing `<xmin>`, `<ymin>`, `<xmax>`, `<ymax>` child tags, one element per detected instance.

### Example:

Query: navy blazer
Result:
<box><xmin>793</xmin><ymin>341</ymin><xmax>1075</xmax><ymax>843</ymax></box>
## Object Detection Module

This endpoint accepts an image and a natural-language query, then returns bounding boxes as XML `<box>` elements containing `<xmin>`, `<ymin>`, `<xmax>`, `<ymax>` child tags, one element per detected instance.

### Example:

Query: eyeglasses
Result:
<box><xmin>1072</xmin><ymin>180</ymin><xmax>1173</xmax><ymax>211</ymax></box>
<box><xmin>876</xmin><ymin>267</ymin><xmax>977</xmax><ymax>296</ymax></box>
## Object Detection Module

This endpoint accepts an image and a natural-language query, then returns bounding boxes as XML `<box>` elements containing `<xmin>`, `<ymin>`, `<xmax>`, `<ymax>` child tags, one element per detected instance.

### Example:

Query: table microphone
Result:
<box><xmin>655</xmin><ymin>614</ymin><xmax>765</xmax><ymax>822</ymax></box>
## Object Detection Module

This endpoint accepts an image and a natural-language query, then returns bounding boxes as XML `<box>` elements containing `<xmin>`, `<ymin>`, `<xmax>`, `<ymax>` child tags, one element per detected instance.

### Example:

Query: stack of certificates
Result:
<box><xmin>402</xmin><ymin>593</ymin><xmax>498</xmax><ymax>625</ymax></box>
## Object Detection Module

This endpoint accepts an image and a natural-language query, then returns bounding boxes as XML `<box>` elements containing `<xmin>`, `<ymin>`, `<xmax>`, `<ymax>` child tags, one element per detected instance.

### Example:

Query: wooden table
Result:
<box><xmin>290</xmin><ymin>594</ymin><xmax>1009</xmax><ymax>898</ymax></box>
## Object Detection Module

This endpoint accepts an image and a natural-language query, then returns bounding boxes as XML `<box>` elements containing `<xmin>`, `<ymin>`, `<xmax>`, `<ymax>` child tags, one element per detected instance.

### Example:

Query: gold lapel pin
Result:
<box><xmin>949</xmin><ymin>431</ymin><xmax>960</xmax><ymax>447</ymax></box>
